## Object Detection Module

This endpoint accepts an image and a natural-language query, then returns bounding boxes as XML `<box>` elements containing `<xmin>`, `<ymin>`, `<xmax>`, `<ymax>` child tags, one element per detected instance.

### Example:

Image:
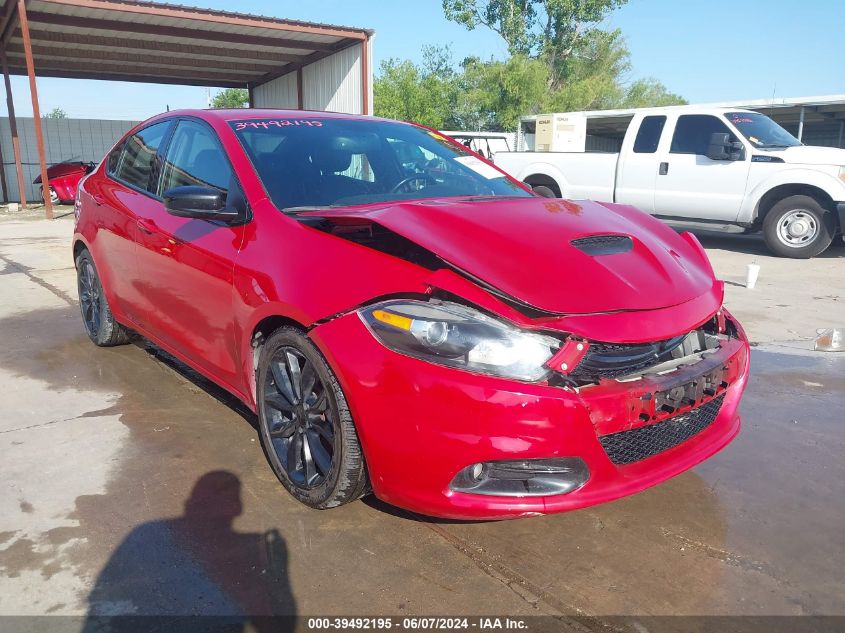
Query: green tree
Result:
<box><xmin>44</xmin><ymin>107</ymin><xmax>67</xmax><ymax>119</ymax></box>
<box><xmin>621</xmin><ymin>77</ymin><xmax>687</xmax><ymax>108</ymax></box>
<box><xmin>442</xmin><ymin>0</ymin><xmax>627</xmax><ymax>88</ymax></box>
<box><xmin>456</xmin><ymin>54</ymin><xmax>550</xmax><ymax>130</ymax></box>
<box><xmin>374</xmin><ymin>46</ymin><xmax>457</xmax><ymax>128</ymax></box>
<box><xmin>211</xmin><ymin>88</ymin><xmax>249</xmax><ymax>109</ymax></box>
<box><xmin>440</xmin><ymin>0</ymin><xmax>686</xmax><ymax>120</ymax></box>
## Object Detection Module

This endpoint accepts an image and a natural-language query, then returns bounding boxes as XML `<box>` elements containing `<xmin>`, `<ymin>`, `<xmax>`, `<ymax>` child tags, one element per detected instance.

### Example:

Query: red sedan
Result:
<box><xmin>73</xmin><ymin>109</ymin><xmax>750</xmax><ymax>520</ymax></box>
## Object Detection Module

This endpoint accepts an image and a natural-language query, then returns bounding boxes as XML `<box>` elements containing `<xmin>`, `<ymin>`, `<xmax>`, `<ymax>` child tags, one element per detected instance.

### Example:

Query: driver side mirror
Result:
<box><xmin>707</xmin><ymin>132</ymin><xmax>744</xmax><ymax>161</ymax></box>
<box><xmin>163</xmin><ymin>185</ymin><xmax>240</xmax><ymax>221</ymax></box>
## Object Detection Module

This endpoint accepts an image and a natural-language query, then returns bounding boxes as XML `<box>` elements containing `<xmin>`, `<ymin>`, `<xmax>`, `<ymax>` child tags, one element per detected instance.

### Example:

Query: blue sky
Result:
<box><xmin>4</xmin><ymin>0</ymin><xmax>843</xmax><ymax>120</ymax></box>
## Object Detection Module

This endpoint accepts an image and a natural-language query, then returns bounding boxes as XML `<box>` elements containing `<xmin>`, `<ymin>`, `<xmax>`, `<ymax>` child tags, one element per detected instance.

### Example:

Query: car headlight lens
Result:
<box><xmin>359</xmin><ymin>300</ymin><xmax>559</xmax><ymax>381</ymax></box>
<box><xmin>838</xmin><ymin>166</ymin><xmax>845</xmax><ymax>184</ymax></box>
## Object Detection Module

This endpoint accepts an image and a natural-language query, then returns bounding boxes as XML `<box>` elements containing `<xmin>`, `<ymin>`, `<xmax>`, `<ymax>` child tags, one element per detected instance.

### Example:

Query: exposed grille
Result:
<box><xmin>569</xmin><ymin>335</ymin><xmax>688</xmax><ymax>383</ymax></box>
<box><xmin>599</xmin><ymin>394</ymin><xmax>725</xmax><ymax>465</ymax></box>
<box><xmin>571</xmin><ymin>234</ymin><xmax>633</xmax><ymax>255</ymax></box>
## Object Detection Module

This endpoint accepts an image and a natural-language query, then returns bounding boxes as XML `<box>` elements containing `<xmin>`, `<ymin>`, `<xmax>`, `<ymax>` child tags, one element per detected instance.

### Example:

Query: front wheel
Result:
<box><xmin>256</xmin><ymin>327</ymin><xmax>369</xmax><ymax>509</ymax></box>
<box><xmin>762</xmin><ymin>195</ymin><xmax>834</xmax><ymax>258</ymax></box>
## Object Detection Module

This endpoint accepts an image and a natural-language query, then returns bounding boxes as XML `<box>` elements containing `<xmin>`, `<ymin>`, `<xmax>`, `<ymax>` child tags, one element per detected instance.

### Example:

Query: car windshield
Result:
<box><xmin>724</xmin><ymin>111</ymin><xmax>802</xmax><ymax>149</ymax></box>
<box><xmin>229</xmin><ymin>117</ymin><xmax>530</xmax><ymax>211</ymax></box>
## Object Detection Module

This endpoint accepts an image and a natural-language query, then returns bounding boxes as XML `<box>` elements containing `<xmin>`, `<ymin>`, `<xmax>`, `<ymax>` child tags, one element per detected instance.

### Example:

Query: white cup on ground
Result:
<box><xmin>745</xmin><ymin>263</ymin><xmax>760</xmax><ymax>289</ymax></box>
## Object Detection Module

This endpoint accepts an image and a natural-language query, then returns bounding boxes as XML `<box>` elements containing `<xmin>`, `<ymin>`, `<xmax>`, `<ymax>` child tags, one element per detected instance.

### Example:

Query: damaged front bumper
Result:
<box><xmin>309</xmin><ymin>306</ymin><xmax>750</xmax><ymax>520</ymax></box>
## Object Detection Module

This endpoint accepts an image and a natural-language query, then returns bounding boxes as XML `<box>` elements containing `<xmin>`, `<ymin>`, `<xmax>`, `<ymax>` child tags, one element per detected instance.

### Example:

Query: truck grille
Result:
<box><xmin>599</xmin><ymin>394</ymin><xmax>725</xmax><ymax>465</ymax></box>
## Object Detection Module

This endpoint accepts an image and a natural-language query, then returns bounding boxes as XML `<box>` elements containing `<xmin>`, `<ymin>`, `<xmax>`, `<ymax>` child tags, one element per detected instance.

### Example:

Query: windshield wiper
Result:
<box><xmin>283</xmin><ymin>205</ymin><xmax>335</xmax><ymax>214</ymax></box>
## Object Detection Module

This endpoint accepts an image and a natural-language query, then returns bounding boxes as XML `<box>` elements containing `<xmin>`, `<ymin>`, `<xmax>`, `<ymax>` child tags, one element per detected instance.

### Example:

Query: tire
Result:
<box><xmin>531</xmin><ymin>184</ymin><xmax>557</xmax><ymax>198</ymax></box>
<box><xmin>75</xmin><ymin>250</ymin><xmax>132</xmax><ymax>346</ymax></box>
<box><xmin>42</xmin><ymin>185</ymin><xmax>59</xmax><ymax>205</ymax></box>
<box><xmin>256</xmin><ymin>326</ymin><xmax>369</xmax><ymax>509</ymax></box>
<box><xmin>762</xmin><ymin>195</ymin><xmax>834</xmax><ymax>258</ymax></box>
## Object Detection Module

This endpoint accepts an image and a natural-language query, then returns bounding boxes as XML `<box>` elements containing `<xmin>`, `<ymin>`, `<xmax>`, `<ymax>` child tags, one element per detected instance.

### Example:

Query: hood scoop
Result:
<box><xmin>571</xmin><ymin>234</ymin><xmax>633</xmax><ymax>256</ymax></box>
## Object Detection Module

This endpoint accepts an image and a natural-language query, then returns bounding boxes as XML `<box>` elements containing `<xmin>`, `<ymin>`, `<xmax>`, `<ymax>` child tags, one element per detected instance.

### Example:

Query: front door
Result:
<box><xmin>653</xmin><ymin>114</ymin><xmax>750</xmax><ymax>222</ymax></box>
<box><xmin>132</xmin><ymin>119</ymin><xmax>248</xmax><ymax>390</ymax></box>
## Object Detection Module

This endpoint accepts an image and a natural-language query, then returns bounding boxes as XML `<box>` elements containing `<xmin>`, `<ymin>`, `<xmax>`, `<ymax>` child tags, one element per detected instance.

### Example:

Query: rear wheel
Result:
<box><xmin>762</xmin><ymin>195</ymin><xmax>834</xmax><ymax>258</ymax></box>
<box><xmin>256</xmin><ymin>327</ymin><xmax>369</xmax><ymax>509</ymax></box>
<box><xmin>75</xmin><ymin>250</ymin><xmax>132</xmax><ymax>346</ymax></box>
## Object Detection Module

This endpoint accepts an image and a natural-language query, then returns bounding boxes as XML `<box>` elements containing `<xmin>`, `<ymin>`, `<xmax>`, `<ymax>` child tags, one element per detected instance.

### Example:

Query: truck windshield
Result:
<box><xmin>724</xmin><ymin>112</ymin><xmax>801</xmax><ymax>149</ymax></box>
<box><xmin>229</xmin><ymin>118</ymin><xmax>530</xmax><ymax>212</ymax></box>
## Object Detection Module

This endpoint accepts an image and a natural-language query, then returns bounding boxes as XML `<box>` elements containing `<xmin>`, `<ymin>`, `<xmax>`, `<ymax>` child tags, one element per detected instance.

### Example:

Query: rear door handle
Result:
<box><xmin>137</xmin><ymin>218</ymin><xmax>158</xmax><ymax>235</ymax></box>
<box><xmin>659</xmin><ymin>162</ymin><xmax>669</xmax><ymax>175</ymax></box>
<box><xmin>91</xmin><ymin>193</ymin><xmax>106</xmax><ymax>206</ymax></box>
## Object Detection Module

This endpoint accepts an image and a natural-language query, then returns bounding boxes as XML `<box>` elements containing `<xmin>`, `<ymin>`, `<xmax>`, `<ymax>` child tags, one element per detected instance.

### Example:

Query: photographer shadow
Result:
<box><xmin>82</xmin><ymin>470</ymin><xmax>295</xmax><ymax>632</ymax></box>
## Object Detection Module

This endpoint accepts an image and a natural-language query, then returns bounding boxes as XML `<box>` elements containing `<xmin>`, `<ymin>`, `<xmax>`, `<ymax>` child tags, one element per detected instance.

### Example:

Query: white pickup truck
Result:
<box><xmin>493</xmin><ymin>107</ymin><xmax>845</xmax><ymax>258</ymax></box>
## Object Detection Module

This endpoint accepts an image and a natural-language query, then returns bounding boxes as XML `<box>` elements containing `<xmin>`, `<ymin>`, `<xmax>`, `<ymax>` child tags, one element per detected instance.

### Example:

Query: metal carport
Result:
<box><xmin>0</xmin><ymin>0</ymin><xmax>373</xmax><ymax>217</ymax></box>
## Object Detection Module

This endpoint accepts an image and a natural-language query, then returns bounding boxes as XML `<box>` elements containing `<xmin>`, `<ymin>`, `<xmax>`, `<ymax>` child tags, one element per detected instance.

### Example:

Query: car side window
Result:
<box><xmin>160</xmin><ymin>120</ymin><xmax>233</xmax><ymax>195</ymax></box>
<box><xmin>113</xmin><ymin>121</ymin><xmax>171</xmax><ymax>192</ymax></box>
<box><xmin>106</xmin><ymin>143</ymin><xmax>122</xmax><ymax>174</ymax></box>
<box><xmin>670</xmin><ymin>115</ymin><xmax>738</xmax><ymax>156</ymax></box>
<box><xmin>633</xmin><ymin>116</ymin><xmax>666</xmax><ymax>154</ymax></box>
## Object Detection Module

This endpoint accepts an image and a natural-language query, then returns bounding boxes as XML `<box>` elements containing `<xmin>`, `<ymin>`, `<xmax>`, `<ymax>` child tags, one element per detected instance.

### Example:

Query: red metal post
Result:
<box><xmin>18</xmin><ymin>0</ymin><xmax>51</xmax><ymax>218</ymax></box>
<box><xmin>1</xmin><ymin>49</ymin><xmax>27</xmax><ymax>209</ymax></box>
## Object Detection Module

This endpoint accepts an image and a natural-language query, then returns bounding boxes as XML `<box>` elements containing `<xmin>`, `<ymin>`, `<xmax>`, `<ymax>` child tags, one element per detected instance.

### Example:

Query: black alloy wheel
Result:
<box><xmin>75</xmin><ymin>250</ymin><xmax>131</xmax><ymax>346</ymax></box>
<box><xmin>257</xmin><ymin>327</ymin><xmax>368</xmax><ymax>508</ymax></box>
<box><xmin>78</xmin><ymin>256</ymin><xmax>101</xmax><ymax>338</ymax></box>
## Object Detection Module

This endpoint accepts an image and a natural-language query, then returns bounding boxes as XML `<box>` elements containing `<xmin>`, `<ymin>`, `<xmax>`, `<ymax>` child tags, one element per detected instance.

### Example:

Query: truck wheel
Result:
<box><xmin>532</xmin><ymin>185</ymin><xmax>557</xmax><ymax>198</ymax></box>
<box><xmin>762</xmin><ymin>195</ymin><xmax>834</xmax><ymax>258</ymax></box>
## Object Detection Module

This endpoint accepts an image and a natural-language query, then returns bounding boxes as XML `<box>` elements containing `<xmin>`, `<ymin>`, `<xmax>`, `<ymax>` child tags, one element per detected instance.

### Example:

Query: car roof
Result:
<box><xmin>155</xmin><ymin>108</ymin><xmax>399</xmax><ymax>124</ymax></box>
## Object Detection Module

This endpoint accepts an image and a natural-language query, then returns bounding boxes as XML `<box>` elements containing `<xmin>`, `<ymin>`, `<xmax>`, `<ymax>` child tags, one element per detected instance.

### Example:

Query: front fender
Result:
<box><xmin>741</xmin><ymin>168</ymin><xmax>845</xmax><ymax>223</ymax></box>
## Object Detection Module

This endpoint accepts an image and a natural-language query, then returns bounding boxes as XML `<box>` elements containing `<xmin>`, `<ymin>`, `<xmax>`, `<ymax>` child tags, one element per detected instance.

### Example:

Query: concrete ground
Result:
<box><xmin>0</xmin><ymin>211</ymin><xmax>843</xmax><ymax>624</ymax></box>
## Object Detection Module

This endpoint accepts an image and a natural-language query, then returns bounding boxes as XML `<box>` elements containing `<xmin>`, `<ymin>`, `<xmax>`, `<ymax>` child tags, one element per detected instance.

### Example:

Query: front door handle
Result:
<box><xmin>137</xmin><ymin>218</ymin><xmax>158</xmax><ymax>235</ymax></box>
<box><xmin>659</xmin><ymin>162</ymin><xmax>669</xmax><ymax>175</ymax></box>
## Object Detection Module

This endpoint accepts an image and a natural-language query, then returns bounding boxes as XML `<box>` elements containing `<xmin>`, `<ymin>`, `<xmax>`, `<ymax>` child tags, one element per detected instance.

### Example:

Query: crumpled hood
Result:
<box><xmin>301</xmin><ymin>197</ymin><xmax>718</xmax><ymax>314</ymax></box>
<box><xmin>768</xmin><ymin>145</ymin><xmax>845</xmax><ymax>166</ymax></box>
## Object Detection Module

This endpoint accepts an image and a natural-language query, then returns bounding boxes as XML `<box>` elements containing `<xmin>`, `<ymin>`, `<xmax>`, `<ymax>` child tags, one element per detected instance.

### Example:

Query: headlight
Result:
<box><xmin>838</xmin><ymin>166</ymin><xmax>845</xmax><ymax>184</ymax></box>
<box><xmin>359</xmin><ymin>300</ymin><xmax>560</xmax><ymax>381</ymax></box>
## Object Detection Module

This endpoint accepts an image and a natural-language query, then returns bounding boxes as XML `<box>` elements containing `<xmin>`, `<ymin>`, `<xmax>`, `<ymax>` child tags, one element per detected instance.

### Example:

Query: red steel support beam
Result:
<box><xmin>0</xmin><ymin>113</ymin><xmax>7</xmax><ymax>201</ymax></box>
<box><xmin>25</xmin><ymin>11</ymin><xmax>339</xmax><ymax>52</ymax></box>
<box><xmin>40</xmin><ymin>0</ymin><xmax>368</xmax><ymax>41</ymax></box>
<box><xmin>1</xmin><ymin>49</ymin><xmax>27</xmax><ymax>209</ymax></box>
<box><xmin>18</xmin><ymin>0</ymin><xmax>51</xmax><ymax>217</ymax></box>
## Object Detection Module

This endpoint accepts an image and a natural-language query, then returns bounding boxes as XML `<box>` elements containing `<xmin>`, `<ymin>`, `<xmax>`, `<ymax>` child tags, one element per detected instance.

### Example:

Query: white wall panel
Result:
<box><xmin>252</xmin><ymin>73</ymin><xmax>298</xmax><ymax>109</ymax></box>
<box><xmin>302</xmin><ymin>44</ymin><xmax>363</xmax><ymax>115</ymax></box>
<box><xmin>0</xmin><ymin>117</ymin><xmax>138</xmax><ymax>202</ymax></box>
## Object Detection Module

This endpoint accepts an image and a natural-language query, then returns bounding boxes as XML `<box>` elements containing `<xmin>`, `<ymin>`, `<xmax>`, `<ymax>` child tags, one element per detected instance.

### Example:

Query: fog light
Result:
<box><xmin>450</xmin><ymin>458</ymin><xmax>589</xmax><ymax>497</ymax></box>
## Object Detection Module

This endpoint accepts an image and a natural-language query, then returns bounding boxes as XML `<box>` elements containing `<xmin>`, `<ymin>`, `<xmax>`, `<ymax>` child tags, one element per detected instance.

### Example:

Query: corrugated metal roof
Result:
<box><xmin>0</xmin><ymin>0</ymin><xmax>373</xmax><ymax>88</ymax></box>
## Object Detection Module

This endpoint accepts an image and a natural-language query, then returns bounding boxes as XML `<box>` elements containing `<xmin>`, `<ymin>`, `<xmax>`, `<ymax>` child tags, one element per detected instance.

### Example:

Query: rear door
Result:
<box><xmin>614</xmin><ymin>115</ymin><xmax>666</xmax><ymax>213</ymax></box>
<box><xmin>653</xmin><ymin>114</ymin><xmax>751</xmax><ymax>221</ymax></box>
<box><xmin>132</xmin><ymin>118</ymin><xmax>249</xmax><ymax>389</ymax></box>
